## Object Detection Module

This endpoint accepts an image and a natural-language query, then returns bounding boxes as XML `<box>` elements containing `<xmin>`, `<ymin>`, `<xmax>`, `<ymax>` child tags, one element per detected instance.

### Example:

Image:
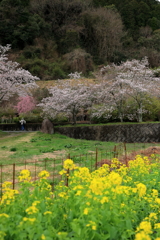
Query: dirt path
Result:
<box><xmin>0</xmin><ymin>132</ymin><xmax>38</xmax><ymax>161</ymax></box>
<box><xmin>0</xmin><ymin>132</ymin><xmax>67</xmax><ymax>163</ymax></box>
<box><xmin>14</xmin><ymin>132</ymin><xmax>37</xmax><ymax>143</ymax></box>
<box><xmin>0</xmin><ymin>132</ymin><xmax>37</xmax><ymax>146</ymax></box>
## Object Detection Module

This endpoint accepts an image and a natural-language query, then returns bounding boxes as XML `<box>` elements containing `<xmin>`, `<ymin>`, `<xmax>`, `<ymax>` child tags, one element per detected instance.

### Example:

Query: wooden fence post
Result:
<box><xmin>113</xmin><ymin>145</ymin><xmax>117</xmax><ymax>158</ymax></box>
<box><xmin>13</xmin><ymin>163</ymin><xmax>15</xmax><ymax>190</ymax></box>
<box><xmin>95</xmin><ymin>148</ymin><xmax>98</xmax><ymax>170</ymax></box>
<box><xmin>0</xmin><ymin>164</ymin><xmax>2</xmax><ymax>197</ymax></box>
<box><xmin>35</xmin><ymin>160</ymin><xmax>36</xmax><ymax>181</ymax></box>
<box><xmin>124</xmin><ymin>142</ymin><xmax>128</xmax><ymax>167</ymax></box>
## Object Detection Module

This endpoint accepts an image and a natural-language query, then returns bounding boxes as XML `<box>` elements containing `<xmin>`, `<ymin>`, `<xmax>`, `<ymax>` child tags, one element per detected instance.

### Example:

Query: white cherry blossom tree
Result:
<box><xmin>39</xmin><ymin>58</ymin><xmax>160</xmax><ymax>124</ymax></box>
<box><xmin>38</xmin><ymin>80</ymin><xmax>94</xmax><ymax>124</ymax></box>
<box><xmin>96</xmin><ymin>57</ymin><xmax>160</xmax><ymax>122</ymax></box>
<box><xmin>0</xmin><ymin>44</ymin><xmax>39</xmax><ymax>102</ymax></box>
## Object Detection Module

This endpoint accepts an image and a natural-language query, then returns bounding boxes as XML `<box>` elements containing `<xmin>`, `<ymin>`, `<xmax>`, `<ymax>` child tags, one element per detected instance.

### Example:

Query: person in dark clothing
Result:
<box><xmin>19</xmin><ymin>118</ymin><xmax>26</xmax><ymax>131</ymax></box>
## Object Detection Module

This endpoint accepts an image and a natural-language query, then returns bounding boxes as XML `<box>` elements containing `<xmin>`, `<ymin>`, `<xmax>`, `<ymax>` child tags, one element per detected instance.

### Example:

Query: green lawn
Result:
<box><xmin>0</xmin><ymin>131</ymin><xmax>118</xmax><ymax>165</ymax></box>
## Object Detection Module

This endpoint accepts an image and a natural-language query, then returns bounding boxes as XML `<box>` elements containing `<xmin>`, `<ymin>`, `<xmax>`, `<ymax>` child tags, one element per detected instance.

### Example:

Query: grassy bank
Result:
<box><xmin>0</xmin><ymin>131</ymin><xmax>159</xmax><ymax>165</ymax></box>
<box><xmin>0</xmin><ymin>131</ymin><xmax>118</xmax><ymax>165</ymax></box>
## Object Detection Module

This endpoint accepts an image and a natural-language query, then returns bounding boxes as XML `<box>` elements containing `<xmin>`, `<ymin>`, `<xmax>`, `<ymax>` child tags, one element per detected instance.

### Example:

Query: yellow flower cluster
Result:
<box><xmin>136</xmin><ymin>183</ymin><xmax>147</xmax><ymax>197</ymax></box>
<box><xmin>129</xmin><ymin>155</ymin><xmax>150</xmax><ymax>175</ymax></box>
<box><xmin>18</xmin><ymin>169</ymin><xmax>31</xmax><ymax>182</ymax></box>
<box><xmin>1</xmin><ymin>181</ymin><xmax>19</xmax><ymax>205</ymax></box>
<box><xmin>86</xmin><ymin>220</ymin><xmax>97</xmax><ymax>230</ymax></box>
<box><xmin>63</xmin><ymin>159</ymin><xmax>77</xmax><ymax>170</ymax></box>
<box><xmin>1</xmin><ymin>154</ymin><xmax>160</xmax><ymax>240</ymax></box>
<box><xmin>26</xmin><ymin>201</ymin><xmax>39</xmax><ymax>215</ymax></box>
<box><xmin>38</xmin><ymin>170</ymin><xmax>50</xmax><ymax>179</ymax></box>
<box><xmin>19</xmin><ymin>217</ymin><xmax>36</xmax><ymax>226</ymax></box>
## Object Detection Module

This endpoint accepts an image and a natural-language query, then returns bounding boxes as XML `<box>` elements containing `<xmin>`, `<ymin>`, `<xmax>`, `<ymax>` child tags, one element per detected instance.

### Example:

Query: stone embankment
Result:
<box><xmin>1</xmin><ymin>123</ymin><xmax>160</xmax><ymax>143</ymax></box>
<box><xmin>55</xmin><ymin>123</ymin><xmax>160</xmax><ymax>143</ymax></box>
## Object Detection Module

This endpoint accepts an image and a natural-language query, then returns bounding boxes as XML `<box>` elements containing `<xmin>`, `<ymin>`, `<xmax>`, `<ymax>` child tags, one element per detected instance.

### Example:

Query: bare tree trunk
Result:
<box><xmin>72</xmin><ymin>106</ymin><xmax>77</xmax><ymax>125</ymax></box>
<box><xmin>138</xmin><ymin>102</ymin><xmax>143</xmax><ymax>122</ymax></box>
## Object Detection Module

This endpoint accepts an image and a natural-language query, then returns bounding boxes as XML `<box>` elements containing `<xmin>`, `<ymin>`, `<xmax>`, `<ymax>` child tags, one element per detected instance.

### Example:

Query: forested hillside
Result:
<box><xmin>0</xmin><ymin>0</ymin><xmax>160</xmax><ymax>80</ymax></box>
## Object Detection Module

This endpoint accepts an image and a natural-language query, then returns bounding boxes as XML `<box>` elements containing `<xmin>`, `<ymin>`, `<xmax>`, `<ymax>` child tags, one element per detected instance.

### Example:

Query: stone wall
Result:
<box><xmin>55</xmin><ymin>123</ymin><xmax>160</xmax><ymax>143</ymax></box>
<box><xmin>1</xmin><ymin>123</ymin><xmax>160</xmax><ymax>142</ymax></box>
<box><xmin>0</xmin><ymin>123</ymin><xmax>42</xmax><ymax>131</ymax></box>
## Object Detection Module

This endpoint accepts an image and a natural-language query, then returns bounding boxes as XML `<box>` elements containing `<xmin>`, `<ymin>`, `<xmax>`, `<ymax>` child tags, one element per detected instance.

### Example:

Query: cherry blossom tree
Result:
<box><xmin>115</xmin><ymin>57</ymin><xmax>160</xmax><ymax>122</ymax></box>
<box><xmin>96</xmin><ymin>57</ymin><xmax>160</xmax><ymax>122</ymax></box>
<box><xmin>14</xmin><ymin>96</ymin><xmax>36</xmax><ymax>113</ymax></box>
<box><xmin>39</xmin><ymin>58</ymin><xmax>160</xmax><ymax>124</ymax></box>
<box><xmin>38</xmin><ymin>79</ymin><xmax>95</xmax><ymax>124</ymax></box>
<box><xmin>68</xmin><ymin>72</ymin><xmax>82</xmax><ymax>79</ymax></box>
<box><xmin>0</xmin><ymin>44</ymin><xmax>39</xmax><ymax>102</ymax></box>
<box><xmin>93</xmin><ymin>65</ymin><xmax>129</xmax><ymax>122</ymax></box>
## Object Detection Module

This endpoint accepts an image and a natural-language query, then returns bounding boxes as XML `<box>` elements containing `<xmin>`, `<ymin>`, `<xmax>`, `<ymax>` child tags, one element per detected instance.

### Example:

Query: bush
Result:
<box><xmin>63</xmin><ymin>48</ymin><xmax>94</xmax><ymax>74</ymax></box>
<box><xmin>49</xmin><ymin>62</ymin><xmax>67</xmax><ymax>79</ymax></box>
<box><xmin>19</xmin><ymin>112</ymin><xmax>43</xmax><ymax>123</ymax></box>
<box><xmin>10</xmin><ymin>147</ymin><xmax>17</xmax><ymax>151</ymax></box>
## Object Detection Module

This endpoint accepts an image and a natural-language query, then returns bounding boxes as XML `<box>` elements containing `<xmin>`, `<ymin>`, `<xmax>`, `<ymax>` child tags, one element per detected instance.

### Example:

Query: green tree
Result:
<box><xmin>80</xmin><ymin>7</ymin><xmax>124</xmax><ymax>63</ymax></box>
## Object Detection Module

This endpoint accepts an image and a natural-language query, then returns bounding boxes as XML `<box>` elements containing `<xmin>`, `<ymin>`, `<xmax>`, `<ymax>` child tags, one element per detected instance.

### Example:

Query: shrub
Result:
<box><xmin>63</xmin><ymin>48</ymin><xmax>94</xmax><ymax>74</ymax></box>
<box><xmin>10</xmin><ymin>147</ymin><xmax>17</xmax><ymax>151</ymax></box>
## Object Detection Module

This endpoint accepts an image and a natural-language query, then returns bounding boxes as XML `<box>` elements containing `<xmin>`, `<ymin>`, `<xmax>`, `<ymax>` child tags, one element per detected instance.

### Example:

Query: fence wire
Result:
<box><xmin>0</xmin><ymin>142</ymin><xmax>160</xmax><ymax>195</ymax></box>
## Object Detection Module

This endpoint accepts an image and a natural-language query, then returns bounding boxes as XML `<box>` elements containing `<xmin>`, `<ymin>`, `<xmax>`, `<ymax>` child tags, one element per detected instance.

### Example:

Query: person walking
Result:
<box><xmin>19</xmin><ymin>118</ymin><xmax>26</xmax><ymax>131</ymax></box>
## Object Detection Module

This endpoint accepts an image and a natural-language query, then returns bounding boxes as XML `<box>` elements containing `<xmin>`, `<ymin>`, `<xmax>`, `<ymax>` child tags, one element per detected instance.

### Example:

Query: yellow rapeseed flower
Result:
<box><xmin>32</xmin><ymin>201</ymin><xmax>40</xmax><ymax>206</ymax></box>
<box><xmin>89</xmin><ymin>178</ymin><xmax>106</xmax><ymax>195</ymax></box>
<box><xmin>151</xmin><ymin>189</ymin><xmax>158</xmax><ymax>197</ymax></box>
<box><xmin>0</xmin><ymin>213</ymin><xmax>9</xmax><ymax>218</ymax></box>
<box><xmin>155</xmin><ymin>198</ymin><xmax>160</xmax><ymax>204</ymax></box>
<box><xmin>18</xmin><ymin>169</ymin><xmax>31</xmax><ymax>182</ymax></box>
<box><xmin>38</xmin><ymin>170</ymin><xmax>50</xmax><ymax>179</ymax></box>
<box><xmin>26</xmin><ymin>205</ymin><xmax>39</xmax><ymax>214</ymax></box>
<box><xmin>74</xmin><ymin>167</ymin><xmax>91</xmax><ymax>181</ymax></box>
<box><xmin>92</xmin><ymin>225</ymin><xmax>97</xmax><ymax>230</ymax></box>
<box><xmin>57</xmin><ymin>232</ymin><xmax>68</xmax><ymax>237</ymax></box>
<box><xmin>135</xmin><ymin>231</ymin><xmax>151</xmax><ymax>240</ymax></box>
<box><xmin>2</xmin><ymin>181</ymin><xmax>12</xmax><ymax>189</ymax></box>
<box><xmin>58</xmin><ymin>192</ymin><xmax>68</xmax><ymax>198</ymax></box>
<box><xmin>108</xmin><ymin>172</ymin><xmax>122</xmax><ymax>186</ymax></box>
<box><xmin>137</xmin><ymin>221</ymin><xmax>152</xmax><ymax>234</ymax></box>
<box><xmin>20</xmin><ymin>217</ymin><xmax>36</xmax><ymax>226</ymax></box>
<box><xmin>86</xmin><ymin>221</ymin><xmax>97</xmax><ymax>230</ymax></box>
<box><xmin>83</xmin><ymin>208</ymin><xmax>89</xmax><ymax>215</ymax></box>
<box><xmin>75</xmin><ymin>190</ymin><xmax>81</xmax><ymax>196</ymax></box>
<box><xmin>136</xmin><ymin>183</ymin><xmax>147</xmax><ymax>197</ymax></box>
<box><xmin>154</xmin><ymin>223</ymin><xmax>160</xmax><ymax>229</ymax></box>
<box><xmin>100</xmin><ymin>196</ymin><xmax>109</xmax><ymax>204</ymax></box>
<box><xmin>28</xmin><ymin>218</ymin><xmax>36</xmax><ymax>223</ymax></box>
<box><xmin>1</xmin><ymin>188</ymin><xmax>19</xmax><ymax>205</ymax></box>
<box><xmin>44</xmin><ymin>211</ymin><xmax>52</xmax><ymax>215</ymax></box>
<box><xmin>148</xmin><ymin>212</ymin><xmax>157</xmax><ymax>221</ymax></box>
<box><xmin>59</xmin><ymin>170</ymin><xmax>67</xmax><ymax>175</ymax></box>
<box><xmin>41</xmin><ymin>234</ymin><xmax>46</xmax><ymax>240</ymax></box>
<box><xmin>63</xmin><ymin>159</ymin><xmax>76</xmax><ymax>170</ymax></box>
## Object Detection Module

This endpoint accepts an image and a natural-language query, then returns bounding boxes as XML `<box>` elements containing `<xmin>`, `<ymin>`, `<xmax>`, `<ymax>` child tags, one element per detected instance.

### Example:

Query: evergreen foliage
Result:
<box><xmin>0</xmin><ymin>0</ymin><xmax>160</xmax><ymax>79</ymax></box>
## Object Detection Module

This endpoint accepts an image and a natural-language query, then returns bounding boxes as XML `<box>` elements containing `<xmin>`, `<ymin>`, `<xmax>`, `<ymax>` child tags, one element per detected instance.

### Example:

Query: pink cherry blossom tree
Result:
<box><xmin>0</xmin><ymin>44</ymin><xmax>39</xmax><ymax>102</ymax></box>
<box><xmin>14</xmin><ymin>96</ymin><xmax>36</xmax><ymax>113</ymax></box>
